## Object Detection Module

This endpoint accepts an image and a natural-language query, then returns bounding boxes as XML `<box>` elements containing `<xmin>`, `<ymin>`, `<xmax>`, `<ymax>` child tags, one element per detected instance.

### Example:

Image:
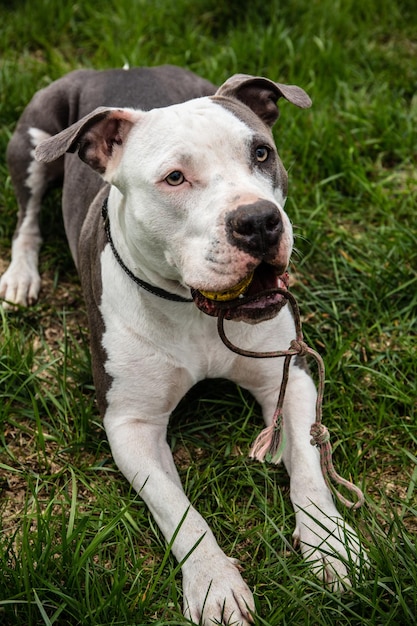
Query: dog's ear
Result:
<box><xmin>35</xmin><ymin>107</ymin><xmax>141</xmax><ymax>176</ymax></box>
<box><xmin>215</xmin><ymin>75</ymin><xmax>312</xmax><ymax>126</ymax></box>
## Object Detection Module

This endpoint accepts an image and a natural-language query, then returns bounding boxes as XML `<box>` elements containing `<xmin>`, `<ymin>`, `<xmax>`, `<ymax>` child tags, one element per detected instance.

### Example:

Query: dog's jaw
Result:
<box><xmin>191</xmin><ymin>264</ymin><xmax>290</xmax><ymax>323</ymax></box>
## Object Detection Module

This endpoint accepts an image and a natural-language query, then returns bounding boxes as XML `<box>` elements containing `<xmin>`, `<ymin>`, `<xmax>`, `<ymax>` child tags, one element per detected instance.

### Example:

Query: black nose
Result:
<box><xmin>226</xmin><ymin>200</ymin><xmax>283</xmax><ymax>257</ymax></box>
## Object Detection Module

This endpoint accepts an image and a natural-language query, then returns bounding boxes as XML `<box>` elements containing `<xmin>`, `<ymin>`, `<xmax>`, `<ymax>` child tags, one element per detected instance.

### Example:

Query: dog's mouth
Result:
<box><xmin>191</xmin><ymin>263</ymin><xmax>289</xmax><ymax>323</ymax></box>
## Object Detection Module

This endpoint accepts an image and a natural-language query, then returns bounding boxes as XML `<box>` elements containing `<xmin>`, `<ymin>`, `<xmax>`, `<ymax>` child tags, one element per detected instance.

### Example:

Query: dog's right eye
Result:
<box><xmin>165</xmin><ymin>171</ymin><xmax>185</xmax><ymax>186</ymax></box>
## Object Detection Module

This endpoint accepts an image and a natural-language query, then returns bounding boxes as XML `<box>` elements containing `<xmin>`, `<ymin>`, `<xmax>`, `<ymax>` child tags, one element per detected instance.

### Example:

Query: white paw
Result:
<box><xmin>183</xmin><ymin>556</ymin><xmax>255</xmax><ymax>625</ymax></box>
<box><xmin>0</xmin><ymin>260</ymin><xmax>41</xmax><ymax>307</ymax></box>
<box><xmin>293</xmin><ymin>507</ymin><xmax>368</xmax><ymax>589</ymax></box>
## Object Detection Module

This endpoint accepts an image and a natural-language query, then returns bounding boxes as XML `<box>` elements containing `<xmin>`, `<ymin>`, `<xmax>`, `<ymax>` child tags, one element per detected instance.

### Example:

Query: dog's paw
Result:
<box><xmin>0</xmin><ymin>261</ymin><xmax>40</xmax><ymax>308</ymax></box>
<box><xmin>182</xmin><ymin>556</ymin><xmax>255</xmax><ymax>625</ymax></box>
<box><xmin>293</xmin><ymin>508</ymin><xmax>368</xmax><ymax>590</ymax></box>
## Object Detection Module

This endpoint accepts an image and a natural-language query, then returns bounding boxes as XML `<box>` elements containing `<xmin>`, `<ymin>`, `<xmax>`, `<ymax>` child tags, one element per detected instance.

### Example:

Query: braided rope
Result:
<box><xmin>217</xmin><ymin>288</ymin><xmax>365</xmax><ymax>510</ymax></box>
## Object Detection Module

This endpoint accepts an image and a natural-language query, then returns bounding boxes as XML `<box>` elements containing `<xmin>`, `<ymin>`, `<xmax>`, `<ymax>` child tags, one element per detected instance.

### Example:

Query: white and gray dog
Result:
<box><xmin>1</xmin><ymin>66</ymin><xmax>364</xmax><ymax>624</ymax></box>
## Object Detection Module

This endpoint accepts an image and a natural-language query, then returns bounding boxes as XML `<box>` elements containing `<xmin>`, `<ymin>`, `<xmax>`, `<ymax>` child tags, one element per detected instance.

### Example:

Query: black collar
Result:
<box><xmin>102</xmin><ymin>198</ymin><xmax>192</xmax><ymax>303</ymax></box>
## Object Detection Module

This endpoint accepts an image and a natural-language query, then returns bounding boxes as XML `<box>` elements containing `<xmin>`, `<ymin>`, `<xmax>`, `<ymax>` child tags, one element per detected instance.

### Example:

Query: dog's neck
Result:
<box><xmin>101</xmin><ymin>197</ymin><xmax>193</xmax><ymax>303</ymax></box>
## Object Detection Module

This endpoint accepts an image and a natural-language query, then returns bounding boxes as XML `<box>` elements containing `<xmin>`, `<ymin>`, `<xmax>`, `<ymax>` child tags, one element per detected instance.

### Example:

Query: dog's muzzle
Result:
<box><xmin>191</xmin><ymin>264</ymin><xmax>289</xmax><ymax>323</ymax></box>
<box><xmin>192</xmin><ymin>200</ymin><xmax>289</xmax><ymax>323</ymax></box>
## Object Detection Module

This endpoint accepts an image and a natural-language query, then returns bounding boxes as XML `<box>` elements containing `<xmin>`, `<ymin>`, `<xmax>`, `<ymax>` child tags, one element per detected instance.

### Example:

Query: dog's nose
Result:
<box><xmin>226</xmin><ymin>200</ymin><xmax>283</xmax><ymax>257</ymax></box>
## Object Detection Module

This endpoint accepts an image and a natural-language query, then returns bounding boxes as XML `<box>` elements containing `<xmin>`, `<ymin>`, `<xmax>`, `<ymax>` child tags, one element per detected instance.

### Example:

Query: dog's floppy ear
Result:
<box><xmin>215</xmin><ymin>74</ymin><xmax>312</xmax><ymax>126</ymax></box>
<box><xmin>35</xmin><ymin>106</ymin><xmax>141</xmax><ymax>176</ymax></box>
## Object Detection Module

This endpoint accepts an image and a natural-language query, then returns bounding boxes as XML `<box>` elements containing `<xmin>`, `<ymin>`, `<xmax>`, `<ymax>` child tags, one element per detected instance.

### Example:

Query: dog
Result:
<box><xmin>1</xmin><ymin>65</ymin><xmax>365</xmax><ymax>625</ymax></box>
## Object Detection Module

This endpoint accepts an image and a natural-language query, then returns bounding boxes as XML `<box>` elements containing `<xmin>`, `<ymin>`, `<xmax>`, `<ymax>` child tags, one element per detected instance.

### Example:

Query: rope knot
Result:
<box><xmin>310</xmin><ymin>422</ymin><xmax>330</xmax><ymax>447</ymax></box>
<box><xmin>290</xmin><ymin>339</ymin><xmax>309</xmax><ymax>357</ymax></box>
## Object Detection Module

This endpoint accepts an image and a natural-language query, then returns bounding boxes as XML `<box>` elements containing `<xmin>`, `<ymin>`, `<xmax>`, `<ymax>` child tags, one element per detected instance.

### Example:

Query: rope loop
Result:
<box><xmin>216</xmin><ymin>287</ymin><xmax>365</xmax><ymax>511</ymax></box>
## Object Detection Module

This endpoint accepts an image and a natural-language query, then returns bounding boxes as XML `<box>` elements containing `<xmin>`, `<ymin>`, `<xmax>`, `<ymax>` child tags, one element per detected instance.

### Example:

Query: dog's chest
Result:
<box><xmin>98</xmin><ymin>248</ymin><xmax>234</xmax><ymax>373</ymax></box>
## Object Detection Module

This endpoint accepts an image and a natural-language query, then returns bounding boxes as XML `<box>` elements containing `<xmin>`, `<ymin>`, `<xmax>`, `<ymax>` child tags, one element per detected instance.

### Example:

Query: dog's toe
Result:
<box><xmin>294</xmin><ymin>510</ymin><xmax>368</xmax><ymax>590</ymax></box>
<box><xmin>0</xmin><ymin>263</ymin><xmax>41</xmax><ymax>308</ymax></box>
<box><xmin>183</xmin><ymin>556</ymin><xmax>255</xmax><ymax>625</ymax></box>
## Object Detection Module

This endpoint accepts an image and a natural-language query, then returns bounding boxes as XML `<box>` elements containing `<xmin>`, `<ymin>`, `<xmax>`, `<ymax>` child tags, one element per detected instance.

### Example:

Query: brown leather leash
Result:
<box><xmin>217</xmin><ymin>287</ymin><xmax>365</xmax><ymax>510</ymax></box>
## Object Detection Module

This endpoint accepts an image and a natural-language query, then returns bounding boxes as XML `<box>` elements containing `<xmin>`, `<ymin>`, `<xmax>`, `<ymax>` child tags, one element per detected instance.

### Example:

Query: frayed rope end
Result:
<box><xmin>249</xmin><ymin>420</ymin><xmax>285</xmax><ymax>465</ymax></box>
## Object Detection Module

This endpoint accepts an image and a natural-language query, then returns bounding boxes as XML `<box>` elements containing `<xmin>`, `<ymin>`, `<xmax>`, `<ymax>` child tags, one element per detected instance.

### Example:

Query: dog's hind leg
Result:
<box><xmin>1</xmin><ymin>124</ymin><xmax>64</xmax><ymax>307</ymax></box>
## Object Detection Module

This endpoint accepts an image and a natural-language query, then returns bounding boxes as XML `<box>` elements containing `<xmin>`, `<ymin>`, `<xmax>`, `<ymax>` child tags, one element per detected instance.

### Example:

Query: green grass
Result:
<box><xmin>1</xmin><ymin>0</ymin><xmax>416</xmax><ymax>624</ymax></box>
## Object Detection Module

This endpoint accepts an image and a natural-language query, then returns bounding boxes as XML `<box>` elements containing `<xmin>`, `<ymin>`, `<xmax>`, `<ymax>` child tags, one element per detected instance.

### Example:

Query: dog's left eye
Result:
<box><xmin>165</xmin><ymin>171</ymin><xmax>185</xmax><ymax>186</ymax></box>
<box><xmin>255</xmin><ymin>146</ymin><xmax>270</xmax><ymax>163</ymax></box>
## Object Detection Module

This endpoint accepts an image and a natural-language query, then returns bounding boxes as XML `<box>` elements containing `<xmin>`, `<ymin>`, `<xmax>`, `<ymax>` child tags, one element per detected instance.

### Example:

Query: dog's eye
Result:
<box><xmin>165</xmin><ymin>171</ymin><xmax>185</xmax><ymax>186</ymax></box>
<box><xmin>255</xmin><ymin>146</ymin><xmax>270</xmax><ymax>163</ymax></box>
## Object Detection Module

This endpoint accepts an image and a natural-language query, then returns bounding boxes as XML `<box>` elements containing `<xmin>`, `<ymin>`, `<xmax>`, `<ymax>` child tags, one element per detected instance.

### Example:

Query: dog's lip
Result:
<box><xmin>191</xmin><ymin>263</ymin><xmax>289</xmax><ymax>322</ymax></box>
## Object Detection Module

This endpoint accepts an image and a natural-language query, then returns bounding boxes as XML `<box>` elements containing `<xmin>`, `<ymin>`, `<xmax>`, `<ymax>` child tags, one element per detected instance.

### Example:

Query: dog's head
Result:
<box><xmin>36</xmin><ymin>73</ymin><xmax>311</xmax><ymax>323</ymax></box>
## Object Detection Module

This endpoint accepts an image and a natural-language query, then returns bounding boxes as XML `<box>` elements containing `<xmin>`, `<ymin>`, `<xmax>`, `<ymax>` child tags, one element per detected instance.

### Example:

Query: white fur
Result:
<box><xmin>106</xmin><ymin>100</ymin><xmax>291</xmax><ymax>294</ymax></box>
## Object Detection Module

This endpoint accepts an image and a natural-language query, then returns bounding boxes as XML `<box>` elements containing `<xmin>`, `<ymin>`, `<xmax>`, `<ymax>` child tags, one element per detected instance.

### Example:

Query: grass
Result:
<box><xmin>0</xmin><ymin>0</ymin><xmax>416</xmax><ymax>624</ymax></box>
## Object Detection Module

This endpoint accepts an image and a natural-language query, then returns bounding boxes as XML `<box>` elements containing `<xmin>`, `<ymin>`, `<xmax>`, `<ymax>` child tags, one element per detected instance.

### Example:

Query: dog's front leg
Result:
<box><xmin>104</xmin><ymin>413</ymin><xmax>255</xmax><ymax>625</ymax></box>
<box><xmin>280</xmin><ymin>364</ymin><xmax>365</xmax><ymax>587</ymax></box>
